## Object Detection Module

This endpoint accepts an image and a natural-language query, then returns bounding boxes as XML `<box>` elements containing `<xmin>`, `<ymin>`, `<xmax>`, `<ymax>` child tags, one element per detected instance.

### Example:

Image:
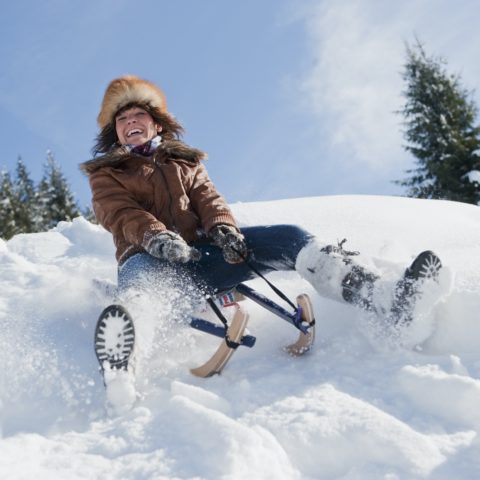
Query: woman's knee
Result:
<box><xmin>241</xmin><ymin>224</ymin><xmax>311</xmax><ymax>244</ymax></box>
<box><xmin>279</xmin><ymin>224</ymin><xmax>312</xmax><ymax>243</ymax></box>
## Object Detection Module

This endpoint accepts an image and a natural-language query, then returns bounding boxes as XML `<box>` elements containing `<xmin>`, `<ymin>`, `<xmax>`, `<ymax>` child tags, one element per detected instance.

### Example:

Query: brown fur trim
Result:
<box><xmin>153</xmin><ymin>140</ymin><xmax>208</xmax><ymax>166</ymax></box>
<box><xmin>80</xmin><ymin>140</ymin><xmax>207</xmax><ymax>175</ymax></box>
<box><xmin>97</xmin><ymin>75</ymin><xmax>167</xmax><ymax>129</ymax></box>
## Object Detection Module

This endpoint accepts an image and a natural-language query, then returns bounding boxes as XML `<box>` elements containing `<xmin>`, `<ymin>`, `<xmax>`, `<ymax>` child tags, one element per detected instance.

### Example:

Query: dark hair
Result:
<box><xmin>91</xmin><ymin>102</ymin><xmax>185</xmax><ymax>156</ymax></box>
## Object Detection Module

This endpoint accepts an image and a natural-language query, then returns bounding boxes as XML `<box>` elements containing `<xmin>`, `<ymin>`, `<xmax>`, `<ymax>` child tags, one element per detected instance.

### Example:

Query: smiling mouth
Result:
<box><xmin>127</xmin><ymin>129</ymin><xmax>143</xmax><ymax>137</ymax></box>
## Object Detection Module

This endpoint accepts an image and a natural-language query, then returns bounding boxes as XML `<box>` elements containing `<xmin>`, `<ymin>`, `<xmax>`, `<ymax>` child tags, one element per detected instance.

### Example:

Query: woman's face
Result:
<box><xmin>115</xmin><ymin>106</ymin><xmax>161</xmax><ymax>146</ymax></box>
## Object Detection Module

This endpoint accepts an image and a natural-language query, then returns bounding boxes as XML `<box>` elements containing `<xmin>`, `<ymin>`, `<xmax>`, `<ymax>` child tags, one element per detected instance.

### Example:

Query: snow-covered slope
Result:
<box><xmin>1</xmin><ymin>195</ymin><xmax>480</xmax><ymax>479</ymax></box>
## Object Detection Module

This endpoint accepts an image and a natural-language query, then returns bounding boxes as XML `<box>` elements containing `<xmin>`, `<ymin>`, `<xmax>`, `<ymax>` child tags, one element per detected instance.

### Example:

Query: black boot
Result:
<box><xmin>297</xmin><ymin>240</ymin><xmax>443</xmax><ymax>323</ymax></box>
<box><xmin>322</xmin><ymin>240</ymin><xmax>380</xmax><ymax>311</ymax></box>
<box><xmin>297</xmin><ymin>238</ymin><xmax>381</xmax><ymax>306</ymax></box>
<box><xmin>389</xmin><ymin>251</ymin><xmax>442</xmax><ymax>325</ymax></box>
<box><xmin>342</xmin><ymin>265</ymin><xmax>379</xmax><ymax>311</ymax></box>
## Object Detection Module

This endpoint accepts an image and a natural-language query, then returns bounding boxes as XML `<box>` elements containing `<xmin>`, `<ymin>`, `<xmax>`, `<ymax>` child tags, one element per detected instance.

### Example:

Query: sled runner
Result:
<box><xmin>189</xmin><ymin>282</ymin><xmax>316</xmax><ymax>377</ymax></box>
<box><xmin>190</xmin><ymin>304</ymin><xmax>250</xmax><ymax>377</ymax></box>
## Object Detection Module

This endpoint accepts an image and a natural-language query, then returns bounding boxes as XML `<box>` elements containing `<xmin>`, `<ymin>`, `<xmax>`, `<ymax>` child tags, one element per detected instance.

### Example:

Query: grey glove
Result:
<box><xmin>210</xmin><ymin>225</ymin><xmax>248</xmax><ymax>264</ymax></box>
<box><xmin>144</xmin><ymin>231</ymin><xmax>201</xmax><ymax>263</ymax></box>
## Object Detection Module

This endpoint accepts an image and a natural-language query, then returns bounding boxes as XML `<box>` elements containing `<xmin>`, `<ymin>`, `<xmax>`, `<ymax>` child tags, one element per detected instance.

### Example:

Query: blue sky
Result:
<box><xmin>1</xmin><ymin>0</ymin><xmax>480</xmax><ymax>208</ymax></box>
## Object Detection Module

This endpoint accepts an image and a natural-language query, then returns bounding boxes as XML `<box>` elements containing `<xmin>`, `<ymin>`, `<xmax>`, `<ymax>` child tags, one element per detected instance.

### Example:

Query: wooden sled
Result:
<box><xmin>189</xmin><ymin>283</ymin><xmax>316</xmax><ymax>377</ymax></box>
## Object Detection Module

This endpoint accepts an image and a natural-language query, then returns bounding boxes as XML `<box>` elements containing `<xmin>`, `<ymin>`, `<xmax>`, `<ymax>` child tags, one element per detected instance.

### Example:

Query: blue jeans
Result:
<box><xmin>118</xmin><ymin>225</ymin><xmax>312</xmax><ymax>296</ymax></box>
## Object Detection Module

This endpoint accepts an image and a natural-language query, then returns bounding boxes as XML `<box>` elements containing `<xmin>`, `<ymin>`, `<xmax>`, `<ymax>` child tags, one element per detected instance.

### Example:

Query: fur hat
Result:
<box><xmin>97</xmin><ymin>75</ymin><xmax>168</xmax><ymax>129</ymax></box>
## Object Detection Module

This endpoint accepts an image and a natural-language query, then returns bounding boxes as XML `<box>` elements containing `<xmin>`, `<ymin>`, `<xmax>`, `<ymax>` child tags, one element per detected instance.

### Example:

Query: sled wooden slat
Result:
<box><xmin>285</xmin><ymin>294</ymin><xmax>315</xmax><ymax>356</ymax></box>
<box><xmin>190</xmin><ymin>306</ymin><xmax>249</xmax><ymax>378</ymax></box>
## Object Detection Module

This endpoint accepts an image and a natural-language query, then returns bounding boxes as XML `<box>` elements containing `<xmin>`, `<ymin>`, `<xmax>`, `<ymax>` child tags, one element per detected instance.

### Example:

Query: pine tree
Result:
<box><xmin>12</xmin><ymin>157</ymin><xmax>37</xmax><ymax>233</ymax></box>
<box><xmin>0</xmin><ymin>170</ymin><xmax>18</xmax><ymax>239</ymax></box>
<box><xmin>37</xmin><ymin>151</ymin><xmax>81</xmax><ymax>230</ymax></box>
<box><xmin>397</xmin><ymin>41</ymin><xmax>480</xmax><ymax>204</ymax></box>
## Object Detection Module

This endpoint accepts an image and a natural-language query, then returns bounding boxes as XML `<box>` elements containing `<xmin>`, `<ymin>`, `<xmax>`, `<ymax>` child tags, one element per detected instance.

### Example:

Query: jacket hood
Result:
<box><xmin>80</xmin><ymin>140</ymin><xmax>207</xmax><ymax>175</ymax></box>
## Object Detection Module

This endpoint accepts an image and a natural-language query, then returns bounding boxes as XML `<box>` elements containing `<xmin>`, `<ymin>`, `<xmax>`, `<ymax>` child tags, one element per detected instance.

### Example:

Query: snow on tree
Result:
<box><xmin>37</xmin><ymin>151</ymin><xmax>81</xmax><ymax>230</ymax></box>
<box><xmin>397</xmin><ymin>41</ymin><xmax>480</xmax><ymax>205</ymax></box>
<box><xmin>0</xmin><ymin>170</ymin><xmax>18</xmax><ymax>239</ymax></box>
<box><xmin>12</xmin><ymin>157</ymin><xmax>38</xmax><ymax>233</ymax></box>
<box><xmin>0</xmin><ymin>152</ymin><xmax>85</xmax><ymax>239</ymax></box>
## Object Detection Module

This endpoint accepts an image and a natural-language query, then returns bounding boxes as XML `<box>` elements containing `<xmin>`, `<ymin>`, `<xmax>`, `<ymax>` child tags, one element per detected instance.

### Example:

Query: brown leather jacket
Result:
<box><xmin>80</xmin><ymin>140</ymin><xmax>239</xmax><ymax>264</ymax></box>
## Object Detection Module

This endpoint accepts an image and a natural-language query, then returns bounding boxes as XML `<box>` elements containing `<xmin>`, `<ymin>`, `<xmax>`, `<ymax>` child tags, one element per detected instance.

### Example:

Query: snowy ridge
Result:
<box><xmin>1</xmin><ymin>195</ymin><xmax>480</xmax><ymax>479</ymax></box>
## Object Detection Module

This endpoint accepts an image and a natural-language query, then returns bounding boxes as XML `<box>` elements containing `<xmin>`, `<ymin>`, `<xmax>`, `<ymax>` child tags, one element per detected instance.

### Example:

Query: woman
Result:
<box><xmin>81</xmin><ymin>75</ymin><xmax>441</xmax><ymax>322</ymax></box>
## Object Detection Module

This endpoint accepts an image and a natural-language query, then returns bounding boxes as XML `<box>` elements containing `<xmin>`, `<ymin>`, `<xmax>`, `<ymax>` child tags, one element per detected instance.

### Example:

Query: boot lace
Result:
<box><xmin>320</xmin><ymin>238</ymin><xmax>360</xmax><ymax>261</ymax></box>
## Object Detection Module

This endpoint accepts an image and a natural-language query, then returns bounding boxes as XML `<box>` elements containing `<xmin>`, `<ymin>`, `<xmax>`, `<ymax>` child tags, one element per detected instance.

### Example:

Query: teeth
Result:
<box><xmin>128</xmin><ymin>129</ymin><xmax>142</xmax><ymax>137</ymax></box>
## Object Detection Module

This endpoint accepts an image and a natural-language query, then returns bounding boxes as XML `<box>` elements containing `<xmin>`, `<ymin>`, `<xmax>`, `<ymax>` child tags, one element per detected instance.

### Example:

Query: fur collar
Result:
<box><xmin>80</xmin><ymin>140</ymin><xmax>207</xmax><ymax>175</ymax></box>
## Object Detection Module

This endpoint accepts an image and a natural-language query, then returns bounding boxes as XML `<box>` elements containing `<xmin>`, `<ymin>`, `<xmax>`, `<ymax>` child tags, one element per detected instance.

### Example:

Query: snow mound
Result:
<box><xmin>1</xmin><ymin>195</ymin><xmax>480</xmax><ymax>479</ymax></box>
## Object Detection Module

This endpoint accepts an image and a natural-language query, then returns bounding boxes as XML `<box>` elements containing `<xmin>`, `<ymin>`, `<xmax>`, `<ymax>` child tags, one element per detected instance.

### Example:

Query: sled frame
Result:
<box><xmin>189</xmin><ymin>282</ymin><xmax>316</xmax><ymax>377</ymax></box>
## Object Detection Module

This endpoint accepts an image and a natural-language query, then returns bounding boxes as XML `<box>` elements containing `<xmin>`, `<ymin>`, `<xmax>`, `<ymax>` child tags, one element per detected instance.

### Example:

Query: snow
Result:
<box><xmin>464</xmin><ymin>170</ymin><xmax>480</xmax><ymax>185</ymax></box>
<box><xmin>2</xmin><ymin>194</ymin><xmax>480</xmax><ymax>479</ymax></box>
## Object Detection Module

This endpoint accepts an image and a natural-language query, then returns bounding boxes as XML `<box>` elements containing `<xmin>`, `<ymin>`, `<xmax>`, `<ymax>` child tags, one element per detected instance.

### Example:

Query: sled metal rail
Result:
<box><xmin>190</xmin><ymin>282</ymin><xmax>312</xmax><ymax>345</ymax></box>
<box><xmin>190</xmin><ymin>318</ymin><xmax>256</xmax><ymax>348</ymax></box>
<box><xmin>235</xmin><ymin>283</ymin><xmax>310</xmax><ymax>334</ymax></box>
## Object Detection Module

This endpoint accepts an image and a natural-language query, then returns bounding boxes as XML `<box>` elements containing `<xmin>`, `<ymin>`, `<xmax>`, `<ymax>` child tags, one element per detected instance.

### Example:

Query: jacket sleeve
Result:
<box><xmin>188</xmin><ymin>163</ymin><xmax>239</xmax><ymax>234</ymax></box>
<box><xmin>89</xmin><ymin>169</ymin><xmax>166</xmax><ymax>247</ymax></box>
